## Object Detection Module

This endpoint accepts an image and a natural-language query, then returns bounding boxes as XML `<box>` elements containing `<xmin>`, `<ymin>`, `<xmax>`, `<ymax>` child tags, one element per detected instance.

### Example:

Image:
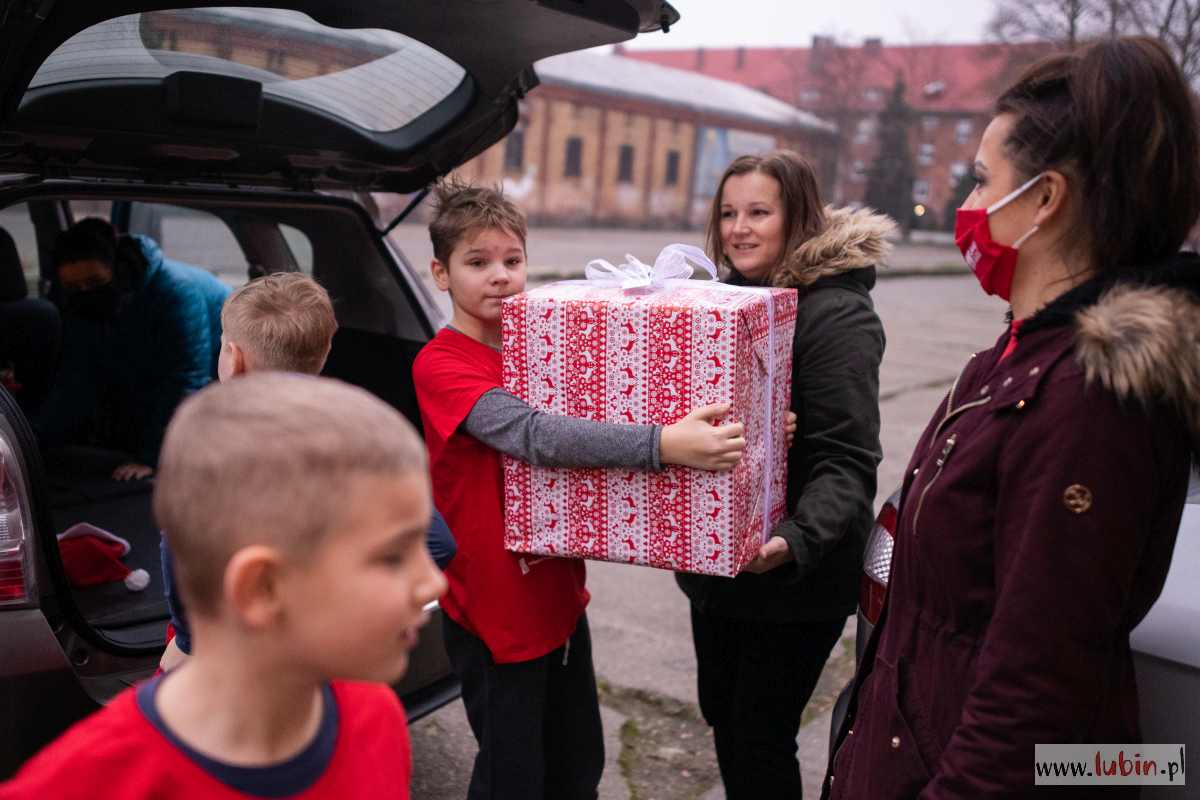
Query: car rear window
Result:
<box><xmin>27</xmin><ymin>7</ymin><xmax>467</xmax><ymax>133</ymax></box>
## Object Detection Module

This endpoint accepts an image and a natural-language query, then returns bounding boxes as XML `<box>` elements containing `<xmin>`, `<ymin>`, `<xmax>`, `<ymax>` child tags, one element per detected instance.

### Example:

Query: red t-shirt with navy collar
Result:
<box><xmin>413</xmin><ymin>327</ymin><xmax>588</xmax><ymax>664</ymax></box>
<box><xmin>0</xmin><ymin>679</ymin><xmax>410</xmax><ymax>799</ymax></box>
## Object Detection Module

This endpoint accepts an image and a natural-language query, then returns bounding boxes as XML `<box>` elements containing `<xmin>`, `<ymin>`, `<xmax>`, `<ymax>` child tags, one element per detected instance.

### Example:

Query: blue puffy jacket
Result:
<box><xmin>37</xmin><ymin>236</ymin><xmax>230</xmax><ymax>466</ymax></box>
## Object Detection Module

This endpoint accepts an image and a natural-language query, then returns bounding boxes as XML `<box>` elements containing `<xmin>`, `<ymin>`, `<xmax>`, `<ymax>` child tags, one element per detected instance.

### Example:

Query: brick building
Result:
<box><xmin>620</xmin><ymin>40</ymin><xmax>1049</xmax><ymax>228</ymax></box>
<box><xmin>454</xmin><ymin>51</ymin><xmax>837</xmax><ymax>228</ymax></box>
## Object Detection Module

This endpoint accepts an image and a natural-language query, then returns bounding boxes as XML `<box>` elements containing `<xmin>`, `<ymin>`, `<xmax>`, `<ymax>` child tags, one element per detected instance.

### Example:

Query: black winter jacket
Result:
<box><xmin>677</xmin><ymin>206</ymin><xmax>892</xmax><ymax>621</ymax></box>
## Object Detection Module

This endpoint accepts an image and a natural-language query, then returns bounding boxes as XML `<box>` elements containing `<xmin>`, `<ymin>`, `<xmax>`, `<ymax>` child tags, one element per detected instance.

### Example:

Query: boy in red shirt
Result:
<box><xmin>413</xmin><ymin>183</ymin><xmax>748</xmax><ymax>800</ymax></box>
<box><xmin>0</xmin><ymin>373</ymin><xmax>446</xmax><ymax>799</ymax></box>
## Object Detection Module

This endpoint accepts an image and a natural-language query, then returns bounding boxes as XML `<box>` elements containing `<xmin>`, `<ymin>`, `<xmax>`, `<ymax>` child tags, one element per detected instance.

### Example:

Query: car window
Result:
<box><xmin>280</xmin><ymin>224</ymin><xmax>314</xmax><ymax>275</ymax></box>
<box><xmin>29</xmin><ymin>8</ymin><xmax>467</xmax><ymax>134</ymax></box>
<box><xmin>72</xmin><ymin>201</ymin><xmax>248</xmax><ymax>288</ymax></box>
<box><xmin>1189</xmin><ymin>464</ymin><xmax>1199</xmax><ymax>504</ymax></box>
<box><xmin>0</xmin><ymin>204</ymin><xmax>40</xmax><ymax>294</ymax></box>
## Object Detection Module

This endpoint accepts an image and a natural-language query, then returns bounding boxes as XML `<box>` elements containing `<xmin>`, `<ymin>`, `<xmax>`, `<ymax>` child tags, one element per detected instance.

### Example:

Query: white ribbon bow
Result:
<box><xmin>573</xmin><ymin>242</ymin><xmax>781</xmax><ymax>547</ymax></box>
<box><xmin>584</xmin><ymin>243</ymin><xmax>718</xmax><ymax>290</ymax></box>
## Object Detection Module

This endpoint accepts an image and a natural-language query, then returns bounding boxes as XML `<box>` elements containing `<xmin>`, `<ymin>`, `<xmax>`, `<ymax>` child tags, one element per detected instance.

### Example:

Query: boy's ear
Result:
<box><xmin>223</xmin><ymin>545</ymin><xmax>286</xmax><ymax>629</ymax></box>
<box><xmin>431</xmin><ymin>258</ymin><xmax>450</xmax><ymax>292</ymax></box>
<box><xmin>314</xmin><ymin>341</ymin><xmax>332</xmax><ymax>375</ymax></box>
<box><xmin>226</xmin><ymin>340</ymin><xmax>248</xmax><ymax>377</ymax></box>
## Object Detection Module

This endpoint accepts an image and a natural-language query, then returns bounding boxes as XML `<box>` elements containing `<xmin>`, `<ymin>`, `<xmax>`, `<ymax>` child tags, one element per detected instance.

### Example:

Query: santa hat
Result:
<box><xmin>57</xmin><ymin>523</ymin><xmax>151</xmax><ymax>592</ymax></box>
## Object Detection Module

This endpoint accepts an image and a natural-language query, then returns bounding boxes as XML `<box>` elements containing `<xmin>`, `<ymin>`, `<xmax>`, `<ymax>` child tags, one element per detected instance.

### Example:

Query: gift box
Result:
<box><xmin>501</xmin><ymin>245</ymin><xmax>797</xmax><ymax>577</ymax></box>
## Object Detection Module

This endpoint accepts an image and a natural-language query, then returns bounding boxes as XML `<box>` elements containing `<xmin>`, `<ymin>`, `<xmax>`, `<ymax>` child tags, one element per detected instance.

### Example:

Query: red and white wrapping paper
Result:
<box><xmin>501</xmin><ymin>245</ymin><xmax>797</xmax><ymax>577</ymax></box>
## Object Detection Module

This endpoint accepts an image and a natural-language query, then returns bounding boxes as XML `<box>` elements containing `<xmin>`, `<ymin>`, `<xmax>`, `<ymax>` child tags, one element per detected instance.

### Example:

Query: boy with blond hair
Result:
<box><xmin>216</xmin><ymin>272</ymin><xmax>338</xmax><ymax>379</ymax></box>
<box><xmin>0</xmin><ymin>373</ymin><xmax>445</xmax><ymax>799</ymax></box>
<box><xmin>413</xmin><ymin>182</ymin><xmax>749</xmax><ymax>799</ymax></box>
<box><xmin>160</xmin><ymin>273</ymin><xmax>455</xmax><ymax>667</ymax></box>
<box><xmin>160</xmin><ymin>272</ymin><xmax>338</xmax><ymax>664</ymax></box>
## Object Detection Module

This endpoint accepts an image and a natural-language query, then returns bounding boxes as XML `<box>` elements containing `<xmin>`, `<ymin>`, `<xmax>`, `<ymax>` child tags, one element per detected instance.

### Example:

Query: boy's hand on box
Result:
<box><xmin>740</xmin><ymin>535</ymin><xmax>794</xmax><ymax>574</ymax></box>
<box><xmin>660</xmin><ymin>403</ymin><xmax>745</xmax><ymax>472</ymax></box>
<box><xmin>785</xmin><ymin>411</ymin><xmax>797</xmax><ymax>449</ymax></box>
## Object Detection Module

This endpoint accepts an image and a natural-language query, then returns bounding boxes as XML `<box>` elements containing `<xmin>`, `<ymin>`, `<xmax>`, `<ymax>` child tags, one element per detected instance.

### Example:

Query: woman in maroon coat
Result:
<box><xmin>825</xmin><ymin>37</ymin><xmax>1200</xmax><ymax>799</ymax></box>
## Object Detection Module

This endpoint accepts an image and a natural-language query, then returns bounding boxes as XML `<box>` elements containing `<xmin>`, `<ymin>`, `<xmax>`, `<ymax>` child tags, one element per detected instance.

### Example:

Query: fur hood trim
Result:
<box><xmin>1075</xmin><ymin>283</ymin><xmax>1200</xmax><ymax>450</ymax></box>
<box><xmin>773</xmin><ymin>205</ymin><xmax>897</xmax><ymax>289</ymax></box>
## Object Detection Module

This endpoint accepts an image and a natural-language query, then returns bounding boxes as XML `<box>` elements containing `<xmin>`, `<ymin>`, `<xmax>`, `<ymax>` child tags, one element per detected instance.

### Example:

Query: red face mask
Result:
<box><xmin>954</xmin><ymin>173</ymin><xmax>1043</xmax><ymax>301</ymax></box>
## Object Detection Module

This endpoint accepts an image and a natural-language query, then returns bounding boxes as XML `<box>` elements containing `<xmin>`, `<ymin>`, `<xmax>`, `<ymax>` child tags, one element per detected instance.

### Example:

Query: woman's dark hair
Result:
<box><xmin>996</xmin><ymin>36</ymin><xmax>1200</xmax><ymax>274</ymax></box>
<box><xmin>706</xmin><ymin>150</ymin><xmax>826</xmax><ymax>283</ymax></box>
<box><xmin>52</xmin><ymin>217</ymin><xmax>119</xmax><ymax>268</ymax></box>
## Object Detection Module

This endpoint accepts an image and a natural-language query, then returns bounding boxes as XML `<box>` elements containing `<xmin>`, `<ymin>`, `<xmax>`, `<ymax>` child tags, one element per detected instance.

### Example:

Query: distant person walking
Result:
<box><xmin>678</xmin><ymin>150</ymin><xmax>891</xmax><ymax>799</ymax></box>
<box><xmin>825</xmin><ymin>36</ymin><xmax>1200</xmax><ymax>799</ymax></box>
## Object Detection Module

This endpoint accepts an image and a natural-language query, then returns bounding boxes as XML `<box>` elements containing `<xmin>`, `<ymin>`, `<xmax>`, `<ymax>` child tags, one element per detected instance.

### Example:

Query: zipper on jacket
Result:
<box><xmin>911</xmin><ymin>382</ymin><xmax>994</xmax><ymax>538</ymax></box>
<box><xmin>912</xmin><ymin>433</ymin><xmax>957</xmax><ymax>538</ymax></box>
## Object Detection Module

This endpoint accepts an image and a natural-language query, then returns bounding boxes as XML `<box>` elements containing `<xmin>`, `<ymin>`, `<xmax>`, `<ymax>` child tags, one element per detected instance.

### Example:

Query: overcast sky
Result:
<box><xmin>622</xmin><ymin>0</ymin><xmax>996</xmax><ymax>49</ymax></box>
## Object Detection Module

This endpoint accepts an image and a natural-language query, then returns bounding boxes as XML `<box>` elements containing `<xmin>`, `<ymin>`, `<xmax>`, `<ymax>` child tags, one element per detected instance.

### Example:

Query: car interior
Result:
<box><xmin>0</xmin><ymin>188</ymin><xmax>435</xmax><ymax>653</ymax></box>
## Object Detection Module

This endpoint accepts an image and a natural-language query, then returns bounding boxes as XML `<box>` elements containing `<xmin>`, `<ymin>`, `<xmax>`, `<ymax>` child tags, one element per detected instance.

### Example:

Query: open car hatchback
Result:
<box><xmin>0</xmin><ymin>0</ymin><xmax>678</xmax><ymax>776</ymax></box>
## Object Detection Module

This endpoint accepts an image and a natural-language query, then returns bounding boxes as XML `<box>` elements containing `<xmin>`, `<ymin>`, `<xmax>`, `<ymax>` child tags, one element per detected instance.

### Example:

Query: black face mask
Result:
<box><xmin>62</xmin><ymin>282</ymin><xmax>122</xmax><ymax>321</ymax></box>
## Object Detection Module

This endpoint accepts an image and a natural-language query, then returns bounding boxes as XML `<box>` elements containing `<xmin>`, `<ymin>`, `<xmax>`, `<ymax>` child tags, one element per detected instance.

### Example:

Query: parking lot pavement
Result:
<box><xmin>407</xmin><ymin>224</ymin><xmax>1007</xmax><ymax>798</ymax></box>
<box><xmin>391</xmin><ymin>223</ymin><xmax>967</xmax><ymax>287</ymax></box>
<box><xmin>409</xmin><ymin>698</ymin><xmax>630</xmax><ymax>800</ymax></box>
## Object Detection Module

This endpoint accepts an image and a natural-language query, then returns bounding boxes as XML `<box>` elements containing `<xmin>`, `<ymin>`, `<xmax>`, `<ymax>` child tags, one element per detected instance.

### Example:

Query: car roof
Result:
<box><xmin>0</xmin><ymin>1</ymin><xmax>679</xmax><ymax>193</ymax></box>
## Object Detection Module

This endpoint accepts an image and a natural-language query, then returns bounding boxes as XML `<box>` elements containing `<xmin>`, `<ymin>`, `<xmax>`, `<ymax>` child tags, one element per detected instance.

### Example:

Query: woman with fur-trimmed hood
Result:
<box><xmin>825</xmin><ymin>37</ymin><xmax>1200</xmax><ymax>799</ymax></box>
<box><xmin>676</xmin><ymin>150</ymin><xmax>892</xmax><ymax>798</ymax></box>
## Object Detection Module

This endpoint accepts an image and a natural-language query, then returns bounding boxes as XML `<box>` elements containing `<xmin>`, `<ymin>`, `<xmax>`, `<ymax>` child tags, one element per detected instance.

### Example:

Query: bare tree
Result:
<box><xmin>989</xmin><ymin>0</ymin><xmax>1200</xmax><ymax>81</ymax></box>
<box><xmin>779</xmin><ymin>34</ymin><xmax>874</xmax><ymax>204</ymax></box>
<box><xmin>1126</xmin><ymin>0</ymin><xmax>1200</xmax><ymax>80</ymax></box>
<box><xmin>989</xmin><ymin>0</ymin><xmax>1100</xmax><ymax>48</ymax></box>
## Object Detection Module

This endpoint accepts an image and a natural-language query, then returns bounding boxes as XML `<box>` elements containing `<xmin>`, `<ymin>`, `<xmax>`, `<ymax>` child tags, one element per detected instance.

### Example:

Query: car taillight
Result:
<box><xmin>860</xmin><ymin>490</ymin><xmax>901</xmax><ymax>625</ymax></box>
<box><xmin>0</xmin><ymin>434</ymin><xmax>35</xmax><ymax>605</ymax></box>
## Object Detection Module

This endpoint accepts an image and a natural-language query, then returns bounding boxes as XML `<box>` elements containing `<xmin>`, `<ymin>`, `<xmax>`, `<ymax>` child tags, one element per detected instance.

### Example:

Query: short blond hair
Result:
<box><xmin>221</xmin><ymin>273</ymin><xmax>337</xmax><ymax>375</ymax></box>
<box><xmin>154</xmin><ymin>373</ymin><xmax>426</xmax><ymax>615</ymax></box>
<box><xmin>428</xmin><ymin>179</ymin><xmax>527</xmax><ymax>265</ymax></box>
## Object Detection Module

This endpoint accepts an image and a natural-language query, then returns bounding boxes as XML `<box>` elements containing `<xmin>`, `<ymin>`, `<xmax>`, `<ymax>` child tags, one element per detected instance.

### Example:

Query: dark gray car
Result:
<box><xmin>0</xmin><ymin>0</ymin><xmax>678</xmax><ymax>777</ymax></box>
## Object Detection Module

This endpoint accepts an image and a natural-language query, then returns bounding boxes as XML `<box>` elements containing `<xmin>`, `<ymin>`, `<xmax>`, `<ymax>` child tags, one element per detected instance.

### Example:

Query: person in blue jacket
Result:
<box><xmin>36</xmin><ymin>218</ymin><xmax>229</xmax><ymax>480</ymax></box>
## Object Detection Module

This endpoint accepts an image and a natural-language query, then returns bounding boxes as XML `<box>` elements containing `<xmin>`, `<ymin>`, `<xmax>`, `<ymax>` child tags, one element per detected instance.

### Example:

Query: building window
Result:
<box><xmin>504</xmin><ymin>129</ymin><xmax>525</xmax><ymax>171</ymax></box>
<box><xmin>800</xmin><ymin>88</ymin><xmax>821</xmax><ymax>105</ymax></box>
<box><xmin>912</xmin><ymin>179</ymin><xmax>930</xmax><ymax>203</ymax></box>
<box><xmin>851</xmin><ymin>160</ymin><xmax>867</xmax><ymax>182</ymax></box>
<box><xmin>918</xmin><ymin>142</ymin><xmax>936</xmax><ymax>166</ymax></box>
<box><xmin>266</xmin><ymin>49</ymin><xmax>287</xmax><ymax>71</ymax></box>
<box><xmin>617</xmin><ymin>144</ymin><xmax>636</xmax><ymax>183</ymax></box>
<box><xmin>863</xmin><ymin>87</ymin><xmax>883</xmax><ymax>104</ymax></box>
<box><xmin>922</xmin><ymin>115</ymin><xmax>939</xmax><ymax>132</ymax></box>
<box><xmin>564</xmin><ymin>137</ymin><xmax>583</xmax><ymax>178</ymax></box>
<box><xmin>949</xmin><ymin>161</ymin><xmax>968</xmax><ymax>184</ymax></box>
<box><xmin>168</xmin><ymin>30</ymin><xmax>179</xmax><ymax>51</ymax></box>
<box><xmin>854</xmin><ymin>117</ymin><xmax>875</xmax><ymax>145</ymax></box>
<box><xmin>955</xmin><ymin>118</ymin><xmax>973</xmax><ymax>145</ymax></box>
<box><xmin>665</xmin><ymin>150</ymin><xmax>681</xmax><ymax>186</ymax></box>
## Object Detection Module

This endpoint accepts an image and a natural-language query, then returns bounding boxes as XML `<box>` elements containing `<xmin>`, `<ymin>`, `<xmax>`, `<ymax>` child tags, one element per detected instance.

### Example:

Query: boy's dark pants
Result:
<box><xmin>691</xmin><ymin>606</ymin><xmax>845</xmax><ymax>800</ymax></box>
<box><xmin>443</xmin><ymin>613</ymin><xmax>604</xmax><ymax>800</ymax></box>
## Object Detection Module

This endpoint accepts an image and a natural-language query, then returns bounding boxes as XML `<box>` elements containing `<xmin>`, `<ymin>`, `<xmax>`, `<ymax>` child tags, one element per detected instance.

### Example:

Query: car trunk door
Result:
<box><xmin>0</xmin><ymin>1</ymin><xmax>678</xmax><ymax>192</ymax></box>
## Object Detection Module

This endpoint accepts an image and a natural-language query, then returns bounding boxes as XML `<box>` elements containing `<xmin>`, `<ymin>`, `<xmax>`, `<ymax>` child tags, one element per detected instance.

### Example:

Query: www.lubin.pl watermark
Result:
<box><xmin>1035</xmin><ymin>744</ymin><xmax>1186</xmax><ymax>786</ymax></box>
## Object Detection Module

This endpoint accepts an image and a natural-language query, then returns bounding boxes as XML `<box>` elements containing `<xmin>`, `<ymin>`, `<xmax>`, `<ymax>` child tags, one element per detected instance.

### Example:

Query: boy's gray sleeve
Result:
<box><xmin>463</xmin><ymin>388</ymin><xmax>662</xmax><ymax>470</ymax></box>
